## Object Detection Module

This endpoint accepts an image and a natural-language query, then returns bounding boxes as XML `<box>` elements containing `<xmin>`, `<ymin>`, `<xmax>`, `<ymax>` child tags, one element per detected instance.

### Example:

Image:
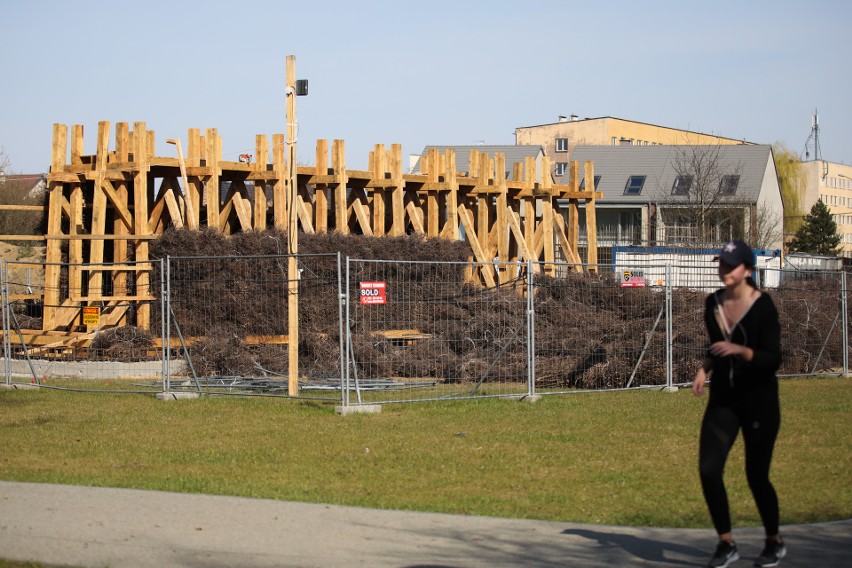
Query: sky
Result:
<box><xmin>1</xmin><ymin>0</ymin><xmax>850</xmax><ymax>174</ymax></box>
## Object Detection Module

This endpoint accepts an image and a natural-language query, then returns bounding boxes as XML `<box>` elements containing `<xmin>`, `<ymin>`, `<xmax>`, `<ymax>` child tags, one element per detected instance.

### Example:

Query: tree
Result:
<box><xmin>0</xmin><ymin>149</ymin><xmax>46</xmax><ymax>237</ymax></box>
<box><xmin>789</xmin><ymin>200</ymin><xmax>841</xmax><ymax>255</ymax></box>
<box><xmin>772</xmin><ymin>143</ymin><xmax>806</xmax><ymax>237</ymax></box>
<box><xmin>656</xmin><ymin>144</ymin><xmax>748</xmax><ymax>246</ymax></box>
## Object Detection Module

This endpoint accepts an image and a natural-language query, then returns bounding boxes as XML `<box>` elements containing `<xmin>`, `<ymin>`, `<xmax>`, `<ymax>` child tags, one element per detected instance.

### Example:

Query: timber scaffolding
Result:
<box><xmin>40</xmin><ymin>120</ymin><xmax>601</xmax><ymax>333</ymax></box>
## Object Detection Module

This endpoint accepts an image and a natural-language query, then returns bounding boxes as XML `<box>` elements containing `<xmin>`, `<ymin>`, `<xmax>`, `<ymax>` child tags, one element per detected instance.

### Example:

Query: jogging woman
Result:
<box><xmin>693</xmin><ymin>240</ymin><xmax>786</xmax><ymax>568</ymax></box>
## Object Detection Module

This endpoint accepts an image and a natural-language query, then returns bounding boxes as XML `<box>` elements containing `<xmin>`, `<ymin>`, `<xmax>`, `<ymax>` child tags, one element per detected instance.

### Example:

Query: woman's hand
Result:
<box><xmin>693</xmin><ymin>368</ymin><xmax>707</xmax><ymax>397</ymax></box>
<box><xmin>708</xmin><ymin>341</ymin><xmax>753</xmax><ymax>360</ymax></box>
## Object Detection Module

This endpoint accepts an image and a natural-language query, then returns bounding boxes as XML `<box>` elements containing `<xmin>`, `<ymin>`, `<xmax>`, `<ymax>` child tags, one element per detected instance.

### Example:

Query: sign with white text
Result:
<box><xmin>359</xmin><ymin>281</ymin><xmax>387</xmax><ymax>305</ymax></box>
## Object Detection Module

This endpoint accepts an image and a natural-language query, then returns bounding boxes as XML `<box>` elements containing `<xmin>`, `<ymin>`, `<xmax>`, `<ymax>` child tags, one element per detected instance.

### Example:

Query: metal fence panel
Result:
<box><xmin>668</xmin><ymin>265</ymin><xmax>849</xmax><ymax>384</ymax></box>
<box><xmin>2</xmin><ymin>259</ymin><xmax>165</xmax><ymax>392</ymax></box>
<box><xmin>770</xmin><ymin>268</ymin><xmax>847</xmax><ymax>376</ymax></box>
<box><xmin>344</xmin><ymin>258</ymin><xmax>531</xmax><ymax>404</ymax></box>
<box><xmin>533</xmin><ymin>263</ymin><xmax>671</xmax><ymax>393</ymax></box>
<box><xmin>165</xmin><ymin>253</ymin><xmax>344</xmax><ymax>400</ymax></box>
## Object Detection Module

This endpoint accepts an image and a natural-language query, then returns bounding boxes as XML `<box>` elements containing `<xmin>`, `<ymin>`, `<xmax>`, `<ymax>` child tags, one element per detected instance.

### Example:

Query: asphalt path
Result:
<box><xmin>0</xmin><ymin>481</ymin><xmax>849</xmax><ymax>567</ymax></box>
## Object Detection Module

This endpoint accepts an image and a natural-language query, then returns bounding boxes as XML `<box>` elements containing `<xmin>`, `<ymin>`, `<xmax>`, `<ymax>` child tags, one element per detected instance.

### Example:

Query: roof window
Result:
<box><xmin>579</xmin><ymin>175</ymin><xmax>601</xmax><ymax>190</ymax></box>
<box><xmin>671</xmin><ymin>175</ymin><xmax>693</xmax><ymax>195</ymax></box>
<box><xmin>718</xmin><ymin>175</ymin><xmax>740</xmax><ymax>195</ymax></box>
<box><xmin>624</xmin><ymin>175</ymin><xmax>646</xmax><ymax>195</ymax></box>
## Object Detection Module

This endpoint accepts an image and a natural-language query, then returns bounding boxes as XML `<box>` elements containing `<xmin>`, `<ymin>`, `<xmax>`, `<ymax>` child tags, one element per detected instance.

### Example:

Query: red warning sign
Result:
<box><xmin>359</xmin><ymin>281</ymin><xmax>387</xmax><ymax>305</ymax></box>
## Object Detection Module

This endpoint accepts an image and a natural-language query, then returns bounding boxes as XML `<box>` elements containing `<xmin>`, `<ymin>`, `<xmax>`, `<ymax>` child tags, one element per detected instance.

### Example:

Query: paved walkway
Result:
<box><xmin>0</xmin><ymin>481</ymin><xmax>849</xmax><ymax>567</ymax></box>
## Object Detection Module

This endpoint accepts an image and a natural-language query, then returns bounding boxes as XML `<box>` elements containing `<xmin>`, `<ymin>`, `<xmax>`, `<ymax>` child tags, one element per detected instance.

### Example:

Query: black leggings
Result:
<box><xmin>699</xmin><ymin>396</ymin><xmax>781</xmax><ymax>536</ymax></box>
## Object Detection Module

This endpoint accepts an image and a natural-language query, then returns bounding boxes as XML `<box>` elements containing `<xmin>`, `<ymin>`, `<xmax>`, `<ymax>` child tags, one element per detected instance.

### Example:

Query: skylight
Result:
<box><xmin>579</xmin><ymin>175</ymin><xmax>601</xmax><ymax>190</ymax></box>
<box><xmin>624</xmin><ymin>175</ymin><xmax>646</xmax><ymax>195</ymax></box>
<box><xmin>672</xmin><ymin>175</ymin><xmax>693</xmax><ymax>195</ymax></box>
<box><xmin>719</xmin><ymin>175</ymin><xmax>740</xmax><ymax>195</ymax></box>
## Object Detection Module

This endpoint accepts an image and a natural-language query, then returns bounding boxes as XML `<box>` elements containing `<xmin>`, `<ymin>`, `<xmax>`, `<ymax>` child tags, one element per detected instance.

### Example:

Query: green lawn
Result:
<box><xmin>1</xmin><ymin>377</ymin><xmax>849</xmax><ymax>528</ymax></box>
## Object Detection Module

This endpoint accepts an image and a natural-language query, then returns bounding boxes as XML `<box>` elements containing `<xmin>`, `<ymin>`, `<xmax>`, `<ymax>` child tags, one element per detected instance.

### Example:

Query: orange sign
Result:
<box><xmin>82</xmin><ymin>306</ymin><xmax>100</xmax><ymax>326</ymax></box>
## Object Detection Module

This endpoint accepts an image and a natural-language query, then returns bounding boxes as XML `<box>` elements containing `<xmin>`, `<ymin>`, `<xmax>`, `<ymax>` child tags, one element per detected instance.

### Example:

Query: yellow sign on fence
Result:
<box><xmin>82</xmin><ymin>306</ymin><xmax>100</xmax><ymax>326</ymax></box>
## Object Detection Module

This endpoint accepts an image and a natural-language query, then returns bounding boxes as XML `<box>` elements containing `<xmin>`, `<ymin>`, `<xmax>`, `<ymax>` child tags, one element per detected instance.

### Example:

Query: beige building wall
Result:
<box><xmin>515</xmin><ymin>116</ymin><xmax>750</xmax><ymax>178</ymax></box>
<box><xmin>798</xmin><ymin>160</ymin><xmax>852</xmax><ymax>258</ymax></box>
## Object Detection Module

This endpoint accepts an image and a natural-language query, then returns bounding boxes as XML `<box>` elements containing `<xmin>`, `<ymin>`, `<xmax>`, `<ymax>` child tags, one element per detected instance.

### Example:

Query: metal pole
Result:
<box><xmin>344</xmin><ymin>256</ymin><xmax>351</xmax><ymax>406</ymax></box>
<box><xmin>526</xmin><ymin>259</ymin><xmax>535</xmax><ymax>397</ymax></box>
<box><xmin>842</xmin><ymin>272</ymin><xmax>849</xmax><ymax>376</ymax></box>
<box><xmin>163</xmin><ymin>257</ymin><xmax>170</xmax><ymax>394</ymax></box>
<box><xmin>666</xmin><ymin>263</ymin><xmax>673</xmax><ymax>389</ymax></box>
<box><xmin>2</xmin><ymin>261</ymin><xmax>10</xmax><ymax>385</ymax></box>
<box><xmin>336</xmin><ymin>252</ymin><xmax>346</xmax><ymax>406</ymax></box>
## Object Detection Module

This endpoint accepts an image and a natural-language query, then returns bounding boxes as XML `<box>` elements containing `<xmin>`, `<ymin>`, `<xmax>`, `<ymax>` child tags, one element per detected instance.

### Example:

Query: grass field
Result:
<box><xmin>0</xmin><ymin>377</ymin><xmax>849</xmax><ymax>529</ymax></box>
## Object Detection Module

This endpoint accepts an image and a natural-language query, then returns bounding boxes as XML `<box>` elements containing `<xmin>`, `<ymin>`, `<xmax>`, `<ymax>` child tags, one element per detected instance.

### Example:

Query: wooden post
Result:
<box><xmin>389</xmin><ymin>144</ymin><xmax>405</xmax><ymax>236</ymax></box>
<box><xmin>273</xmin><ymin>133</ymin><xmax>286</xmax><ymax>230</ymax></box>
<box><xmin>443</xmin><ymin>149</ymin><xmax>459</xmax><ymax>240</ymax></box>
<box><xmin>205</xmin><ymin>128</ymin><xmax>220</xmax><ymax>228</ymax></box>
<box><xmin>286</xmin><ymin>55</ymin><xmax>299</xmax><ymax>397</ymax></box>
<box><xmin>584</xmin><ymin>160</ymin><xmax>598</xmax><ymax>270</ymax></box>
<box><xmin>68</xmin><ymin>125</ymin><xmax>84</xmax><ymax>305</ymax></box>
<box><xmin>314</xmin><ymin>139</ymin><xmax>329</xmax><ymax>233</ymax></box>
<box><xmin>371</xmin><ymin>144</ymin><xmax>386</xmax><ymax>235</ymax></box>
<box><xmin>43</xmin><ymin>124</ymin><xmax>67</xmax><ymax>330</ymax></box>
<box><xmin>540</xmin><ymin>156</ymin><xmax>555</xmax><ymax>274</ymax></box>
<box><xmin>133</xmin><ymin>122</ymin><xmax>151</xmax><ymax>329</ymax></box>
<box><xmin>332</xmin><ymin>139</ymin><xmax>347</xmax><ymax>233</ymax></box>
<box><xmin>254</xmin><ymin>134</ymin><xmax>269</xmax><ymax>230</ymax></box>
<box><xmin>113</xmin><ymin>123</ymin><xmax>130</xmax><ymax>293</ymax></box>
<box><xmin>568</xmin><ymin>161</ymin><xmax>580</xmax><ymax>251</ymax></box>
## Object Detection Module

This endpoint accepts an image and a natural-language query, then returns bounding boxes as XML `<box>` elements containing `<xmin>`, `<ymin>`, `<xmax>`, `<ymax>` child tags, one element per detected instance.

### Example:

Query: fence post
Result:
<box><xmin>163</xmin><ymin>257</ymin><xmax>170</xmax><ymax>395</ymax></box>
<box><xmin>843</xmin><ymin>271</ymin><xmax>849</xmax><ymax>377</ymax></box>
<box><xmin>344</xmin><ymin>256</ymin><xmax>351</xmax><ymax>407</ymax></box>
<box><xmin>2</xmin><ymin>261</ymin><xmax>9</xmax><ymax>385</ymax></box>
<box><xmin>336</xmin><ymin>252</ymin><xmax>346</xmax><ymax>406</ymax></box>
<box><xmin>527</xmin><ymin>259</ymin><xmax>535</xmax><ymax>397</ymax></box>
<box><xmin>665</xmin><ymin>263</ymin><xmax>675</xmax><ymax>391</ymax></box>
<box><xmin>159</xmin><ymin>258</ymin><xmax>166</xmax><ymax>391</ymax></box>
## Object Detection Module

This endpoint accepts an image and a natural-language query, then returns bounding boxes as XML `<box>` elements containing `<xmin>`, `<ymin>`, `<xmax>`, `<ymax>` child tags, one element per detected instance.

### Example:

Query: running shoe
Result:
<box><xmin>707</xmin><ymin>540</ymin><xmax>740</xmax><ymax>567</ymax></box>
<box><xmin>754</xmin><ymin>538</ymin><xmax>786</xmax><ymax>567</ymax></box>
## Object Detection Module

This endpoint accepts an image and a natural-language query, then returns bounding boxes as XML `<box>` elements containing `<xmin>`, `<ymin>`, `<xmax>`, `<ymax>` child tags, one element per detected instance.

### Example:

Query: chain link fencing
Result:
<box><xmin>163</xmin><ymin>253</ymin><xmax>344</xmax><ymax>400</ymax></box>
<box><xmin>343</xmin><ymin>258</ymin><xmax>532</xmax><ymax>404</ymax></box>
<box><xmin>3</xmin><ymin>256</ymin><xmax>849</xmax><ymax>403</ymax></box>
<box><xmin>2</xmin><ymin>259</ymin><xmax>165</xmax><ymax>393</ymax></box>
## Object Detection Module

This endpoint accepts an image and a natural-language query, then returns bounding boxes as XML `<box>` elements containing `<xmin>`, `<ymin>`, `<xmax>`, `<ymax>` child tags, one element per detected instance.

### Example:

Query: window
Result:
<box><xmin>555</xmin><ymin>138</ymin><xmax>568</xmax><ymax>152</ymax></box>
<box><xmin>718</xmin><ymin>175</ymin><xmax>740</xmax><ymax>195</ymax></box>
<box><xmin>611</xmin><ymin>136</ymin><xmax>617</xmax><ymax>145</ymax></box>
<box><xmin>554</xmin><ymin>162</ymin><xmax>568</xmax><ymax>176</ymax></box>
<box><xmin>624</xmin><ymin>175</ymin><xmax>646</xmax><ymax>195</ymax></box>
<box><xmin>579</xmin><ymin>175</ymin><xmax>601</xmax><ymax>190</ymax></box>
<box><xmin>671</xmin><ymin>175</ymin><xmax>693</xmax><ymax>195</ymax></box>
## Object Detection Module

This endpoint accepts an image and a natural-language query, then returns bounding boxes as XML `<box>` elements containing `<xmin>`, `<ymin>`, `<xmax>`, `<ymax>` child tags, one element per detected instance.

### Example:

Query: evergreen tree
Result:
<box><xmin>789</xmin><ymin>200</ymin><xmax>841</xmax><ymax>255</ymax></box>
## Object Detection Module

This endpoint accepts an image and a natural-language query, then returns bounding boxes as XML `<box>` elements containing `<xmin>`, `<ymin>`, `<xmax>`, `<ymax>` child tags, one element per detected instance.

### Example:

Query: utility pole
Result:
<box><xmin>286</xmin><ymin>55</ymin><xmax>299</xmax><ymax>397</ymax></box>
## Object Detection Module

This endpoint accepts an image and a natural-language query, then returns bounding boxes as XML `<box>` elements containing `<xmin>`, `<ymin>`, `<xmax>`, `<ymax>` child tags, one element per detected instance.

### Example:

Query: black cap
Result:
<box><xmin>715</xmin><ymin>240</ymin><xmax>756</xmax><ymax>268</ymax></box>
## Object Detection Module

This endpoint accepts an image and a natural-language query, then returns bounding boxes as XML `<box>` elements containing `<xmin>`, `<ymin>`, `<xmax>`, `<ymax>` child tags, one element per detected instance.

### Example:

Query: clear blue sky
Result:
<box><xmin>1</xmin><ymin>0</ymin><xmax>849</xmax><ymax>174</ymax></box>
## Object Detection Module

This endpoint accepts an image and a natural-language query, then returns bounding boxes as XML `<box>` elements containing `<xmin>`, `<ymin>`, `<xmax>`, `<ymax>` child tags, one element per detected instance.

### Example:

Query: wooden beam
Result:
<box><xmin>205</xmin><ymin>128</ymin><xmax>220</xmax><ymax>228</ymax></box>
<box><xmin>584</xmin><ymin>160</ymin><xmax>598</xmax><ymax>269</ymax></box>
<box><xmin>133</xmin><ymin>122</ymin><xmax>151</xmax><ymax>329</ymax></box>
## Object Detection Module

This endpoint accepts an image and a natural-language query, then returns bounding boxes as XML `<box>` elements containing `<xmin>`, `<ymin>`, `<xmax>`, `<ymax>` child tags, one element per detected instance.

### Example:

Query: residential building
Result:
<box><xmin>797</xmin><ymin>160</ymin><xmax>852</xmax><ymax>258</ymax></box>
<box><xmin>561</xmin><ymin>145</ymin><xmax>784</xmax><ymax>252</ymax></box>
<box><xmin>515</xmin><ymin>115</ymin><xmax>752</xmax><ymax>180</ymax></box>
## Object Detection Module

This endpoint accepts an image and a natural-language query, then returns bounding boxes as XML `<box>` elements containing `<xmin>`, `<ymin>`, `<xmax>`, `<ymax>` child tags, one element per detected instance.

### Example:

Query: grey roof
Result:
<box><xmin>562</xmin><ymin>145</ymin><xmax>774</xmax><ymax>204</ymax></box>
<box><xmin>415</xmin><ymin>145</ymin><xmax>543</xmax><ymax>180</ymax></box>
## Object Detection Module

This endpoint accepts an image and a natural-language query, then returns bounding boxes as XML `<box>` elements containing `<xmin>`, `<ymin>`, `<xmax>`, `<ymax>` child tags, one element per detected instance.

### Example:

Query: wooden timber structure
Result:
<box><xmin>39</xmin><ymin>121</ymin><xmax>601</xmax><ymax>333</ymax></box>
